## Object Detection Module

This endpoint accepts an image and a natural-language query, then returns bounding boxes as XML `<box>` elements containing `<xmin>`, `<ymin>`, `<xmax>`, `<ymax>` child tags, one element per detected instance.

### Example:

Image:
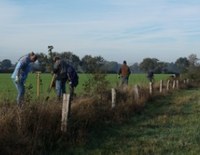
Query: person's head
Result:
<box><xmin>29</xmin><ymin>52</ymin><xmax>37</xmax><ymax>62</ymax></box>
<box><xmin>123</xmin><ymin>60</ymin><xmax>127</xmax><ymax>65</ymax></box>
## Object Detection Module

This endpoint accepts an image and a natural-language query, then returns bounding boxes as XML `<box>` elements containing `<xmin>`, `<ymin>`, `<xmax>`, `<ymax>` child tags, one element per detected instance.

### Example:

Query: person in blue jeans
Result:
<box><xmin>53</xmin><ymin>56</ymin><xmax>78</xmax><ymax>101</ymax></box>
<box><xmin>11</xmin><ymin>52</ymin><xmax>37</xmax><ymax>106</ymax></box>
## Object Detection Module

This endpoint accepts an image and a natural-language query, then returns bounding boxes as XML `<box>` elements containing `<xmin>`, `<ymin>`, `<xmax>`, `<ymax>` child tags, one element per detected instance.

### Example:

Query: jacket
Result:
<box><xmin>11</xmin><ymin>55</ymin><xmax>32</xmax><ymax>83</ymax></box>
<box><xmin>119</xmin><ymin>64</ymin><xmax>131</xmax><ymax>77</ymax></box>
<box><xmin>53</xmin><ymin>60</ymin><xmax>79</xmax><ymax>87</ymax></box>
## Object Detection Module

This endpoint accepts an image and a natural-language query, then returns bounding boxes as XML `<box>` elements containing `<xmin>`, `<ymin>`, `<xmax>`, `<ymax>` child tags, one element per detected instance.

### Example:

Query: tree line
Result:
<box><xmin>0</xmin><ymin>51</ymin><xmax>199</xmax><ymax>75</ymax></box>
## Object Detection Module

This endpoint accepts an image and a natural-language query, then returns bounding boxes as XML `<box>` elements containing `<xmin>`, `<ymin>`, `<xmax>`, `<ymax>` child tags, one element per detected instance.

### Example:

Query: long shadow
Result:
<box><xmin>84</xmin><ymin>94</ymin><xmax>176</xmax><ymax>150</ymax></box>
<box><xmin>63</xmin><ymin>89</ymin><xmax>200</xmax><ymax>154</ymax></box>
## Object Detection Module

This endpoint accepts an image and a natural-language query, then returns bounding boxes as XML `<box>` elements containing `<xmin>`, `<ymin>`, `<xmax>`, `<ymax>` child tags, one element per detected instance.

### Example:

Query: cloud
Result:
<box><xmin>1</xmin><ymin>0</ymin><xmax>200</xmax><ymax>63</ymax></box>
<box><xmin>0</xmin><ymin>1</ymin><xmax>21</xmax><ymax>23</ymax></box>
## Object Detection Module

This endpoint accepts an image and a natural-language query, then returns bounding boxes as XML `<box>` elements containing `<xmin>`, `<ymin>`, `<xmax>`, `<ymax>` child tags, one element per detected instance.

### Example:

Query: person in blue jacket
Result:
<box><xmin>11</xmin><ymin>52</ymin><xmax>37</xmax><ymax>106</ymax></box>
<box><xmin>53</xmin><ymin>56</ymin><xmax>79</xmax><ymax>101</ymax></box>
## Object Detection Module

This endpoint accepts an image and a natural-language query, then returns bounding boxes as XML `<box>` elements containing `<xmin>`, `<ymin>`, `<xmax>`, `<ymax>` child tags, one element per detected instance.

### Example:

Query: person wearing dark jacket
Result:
<box><xmin>53</xmin><ymin>56</ymin><xmax>78</xmax><ymax>100</ymax></box>
<box><xmin>147</xmin><ymin>70</ymin><xmax>154</xmax><ymax>82</ymax></box>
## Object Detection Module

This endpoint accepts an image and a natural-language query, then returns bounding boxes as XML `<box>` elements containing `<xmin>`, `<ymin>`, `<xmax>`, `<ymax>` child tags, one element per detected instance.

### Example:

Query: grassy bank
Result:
<box><xmin>59</xmin><ymin>88</ymin><xmax>200</xmax><ymax>155</ymax></box>
<box><xmin>0</xmin><ymin>73</ymin><xmax>193</xmax><ymax>155</ymax></box>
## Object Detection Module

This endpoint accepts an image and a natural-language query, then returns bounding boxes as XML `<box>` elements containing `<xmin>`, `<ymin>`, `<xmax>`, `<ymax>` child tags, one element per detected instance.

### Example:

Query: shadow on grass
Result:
<box><xmin>64</xmin><ymin>89</ymin><xmax>200</xmax><ymax>154</ymax></box>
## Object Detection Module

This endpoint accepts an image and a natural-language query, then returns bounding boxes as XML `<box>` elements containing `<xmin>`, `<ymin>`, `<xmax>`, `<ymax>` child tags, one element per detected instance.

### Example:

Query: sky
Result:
<box><xmin>0</xmin><ymin>0</ymin><xmax>200</xmax><ymax>65</ymax></box>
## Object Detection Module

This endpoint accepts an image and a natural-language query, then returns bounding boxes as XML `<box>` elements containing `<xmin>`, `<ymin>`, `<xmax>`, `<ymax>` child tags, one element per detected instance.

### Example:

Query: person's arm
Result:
<box><xmin>53</xmin><ymin>61</ymin><xmax>60</xmax><ymax>74</ymax></box>
<box><xmin>67</xmin><ymin>66</ymin><xmax>73</xmax><ymax>85</ymax></box>
<box><xmin>13</xmin><ymin>62</ymin><xmax>22</xmax><ymax>82</ymax></box>
<box><xmin>118</xmin><ymin>68</ymin><xmax>121</xmax><ymax>78</ymax></box>
<box><xmin>118</xmin><ymin>67</ymin><xmax>121</xmax><ymax>75</ymax></box>
<box><xmin>128</xmin><ymin>67</ymin><xmax>131</xmax><ymax>76</ymax></box>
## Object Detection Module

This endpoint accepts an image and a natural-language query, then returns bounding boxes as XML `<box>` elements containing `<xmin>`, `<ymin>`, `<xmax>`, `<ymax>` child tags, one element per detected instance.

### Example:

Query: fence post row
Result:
<box><xmin>172</xmin><ymin>80</ymin><xmax>176</xmax><ymax>89</ymax></box>
<box><xmin>134</xmin><ymin>85</ymin><xmax>139</xmax><ymax>101</ymax></box>
<box><xmin>166</xmin><ymin>80</ymin><xmax>170</xmax><ymax>91</ymax></box>
<box><xmin>111</xmin><ymin>88</ymin><xmax>116</xmax><ymax>108</ymax></box>
<box><xmin>176</xmin><ymin>80</ymin><xmax>179</xmax><ymax>89</ymax></box>
<box><xmin>61</xmin><ymin>93</ymin><xmax>71</xmax><ymax>132</ymax></box>
<box><xmin>159</xmin><ymin>80</ymin><xmax>163</xmax><ymax>93</ymax></box>
<box><xmin>149</xmin><ymin>82</ymin><xmax>153</xmax><ymax>94</ymax></box>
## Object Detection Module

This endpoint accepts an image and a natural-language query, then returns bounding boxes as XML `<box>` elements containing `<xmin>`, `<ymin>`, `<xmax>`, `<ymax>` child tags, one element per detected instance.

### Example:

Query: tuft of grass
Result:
<box><xmin>0</xmin><ymin>73</ymin><xmax>198</xmax><ymax>154</ymax></box>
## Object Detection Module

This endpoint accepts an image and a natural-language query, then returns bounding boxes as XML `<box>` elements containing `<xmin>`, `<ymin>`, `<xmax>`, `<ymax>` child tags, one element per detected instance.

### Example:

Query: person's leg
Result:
<box><xmin>56</xmin><ymin>80</ymin><xmax>62</xmax><ymax>100</ymax></box>
<box><xmin>15</xmin><ymin>81</ymin><xmax>25</xmax><ymax>106</ymax></box>
<box><xmin>69</xmin><ymin>85</ymin><xmax>74</xmax><ymax>101</ymax></box>
<box><xmin>124</xmin><ymin>77</ymin><xmax>128</xmax><ymax>85</ymax></box>
<box><xmin>61</xmin><ymin>80</ymin><xmax>66</xmax><ymax>95</ymax></box>
<box><xmin>18</xmin><ymin>81</ymin><xmax>25</xmax><ymax>106</ymax></box>
<box><xmin>12</xmin><ymin>79</ymin><xmax>24</xmax><ymax>106</ymax></box>
<box><xmin>121</xmin><ymin>77</ymin><xmax>127</xmax><ymax>86</ymax></box>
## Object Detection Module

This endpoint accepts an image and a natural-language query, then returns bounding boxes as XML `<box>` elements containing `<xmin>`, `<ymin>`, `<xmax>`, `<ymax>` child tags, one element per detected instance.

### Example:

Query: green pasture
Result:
<box><xmin>0</xmin><ymin>73</ymin><xmax>170</xmax><ymax>101</ymax></box>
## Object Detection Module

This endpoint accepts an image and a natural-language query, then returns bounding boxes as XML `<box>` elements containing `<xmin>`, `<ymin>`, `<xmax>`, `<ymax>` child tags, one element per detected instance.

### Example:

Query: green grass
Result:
<box><xmin>0</xmin><ymin>73</ymin><xmax>170</xmax><ymax>101</ymax></box>
<box><xmin>57</xmin><ymin>88</ymin><xmax>200</xmax><ymax>155</ymax></box>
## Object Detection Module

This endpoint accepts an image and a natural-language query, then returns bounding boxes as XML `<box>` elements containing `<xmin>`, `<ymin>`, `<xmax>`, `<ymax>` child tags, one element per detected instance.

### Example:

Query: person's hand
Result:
<box><xmin>15</xmin><ymin>76</ymin><xmax>19</xmax><ymax>83</ymax></box>
<box><xmin>69</xmin><ymin>81</ymin><xmax>72</xmax><ymax>85</ymax></box>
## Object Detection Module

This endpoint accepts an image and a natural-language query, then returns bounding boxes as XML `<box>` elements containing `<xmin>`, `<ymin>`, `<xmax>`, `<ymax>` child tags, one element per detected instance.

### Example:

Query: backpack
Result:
<box><xmin>67</xmin><ymin>66</ymin><xmax>79</xmax><ymax>87</ymax></box>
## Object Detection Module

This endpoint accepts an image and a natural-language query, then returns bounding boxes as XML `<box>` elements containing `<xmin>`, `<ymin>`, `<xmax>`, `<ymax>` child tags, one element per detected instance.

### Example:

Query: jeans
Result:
<box><xmin>12</xmin><ymin>78</ymin><xmax>25</xmax><ymax>105</ymax></box>
<box><xmin>120</xmin><ymin>76</ymin><xmax>129</xmax><ymax>86</ymax></box>
<box><xmin>56</xmin><ymin>79</ymin><xmax>67</xmax><ymax>100</ymax></box>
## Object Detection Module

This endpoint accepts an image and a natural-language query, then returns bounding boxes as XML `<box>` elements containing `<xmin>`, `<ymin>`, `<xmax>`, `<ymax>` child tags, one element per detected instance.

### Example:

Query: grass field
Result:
<box><xmin>56</xmin><ymin>88</ymin><xmax>200</xmax><ymax>154</ymax></box>
<box><xmin>0</xmin><ymin>72</ymin><xmax>198</xmax><ymax>154</ymax></box>
<box><xmin>0</xmin><ymin>73</ymin><xmax>170</xmax><ymax>101</ymax></box>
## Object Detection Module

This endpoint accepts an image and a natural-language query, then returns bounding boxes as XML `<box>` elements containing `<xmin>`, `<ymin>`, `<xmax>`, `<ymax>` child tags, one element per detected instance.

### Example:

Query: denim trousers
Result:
<box><xmin>12</xmin><ymin>79</ymin><xmax>25</xmax><ymax>105</ymax></box>
<box><xmin>121</xmin><ymin>76</ymin><xmax>129</xmax><ymax>86</ymax></box>
<box><xmin>56</xmin><ymin>79</ymin><xmax>67</xmax><ymax>99</ymax></box>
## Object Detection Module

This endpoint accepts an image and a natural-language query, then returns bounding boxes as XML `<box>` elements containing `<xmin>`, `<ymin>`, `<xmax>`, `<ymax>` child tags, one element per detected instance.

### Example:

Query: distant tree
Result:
<box><xmin>188</xmin><ymin>54</ymin><xmax>199</xmax><ymax>67</ymax></box>
<box><xmin>129</xmin><ymin>63</ymin><xmax>141</xmax><ymax>73</ymax></box>
<box><xmin>101</xmin><ymin>61</ymin><xmax>119</xmax><ymax>73</ymax></box>
<box><xmin>183</xmin><ymin>54</ymin><xmax>200</xmax><ymax>80</ymax></box>
<box><xmin>1</xmin><ymin>59</ymin><xmax>12</xmax><ymax>69</ymax></box>
<box><xmin>139</xmin><ymin>58</ymin><xmax>159</xmax><ymax>72</ymax></box>
<box><xmin>154</xmin><ymin>61</ymin><xmax>167</xmax><ymax>73</ymax></box>
<box><xmin>175</xmin><ymin>57</ymin><xmax>189</xmax><ymax>73</ymax></box>
<box><xmin>60</xmin><ymin>51</ymin><xmax>81</xmax><ymax>70</ymax></box>
<box><xmin>37</xmin><ymin>53</ymin><xmax>49</xmax><ymax>72</ymax></box>
<box><xmin>81</xmin><ymin>55</ymin><xmax>104</xmax><ymax>73</ymax></box>
<box><xmin>164</xmin><ymin>62</ymin><xmax>179</xmax><ymax>74</ymax></box>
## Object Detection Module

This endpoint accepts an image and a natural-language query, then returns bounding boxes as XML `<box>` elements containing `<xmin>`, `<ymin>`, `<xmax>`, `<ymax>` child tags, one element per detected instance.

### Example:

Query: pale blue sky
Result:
<box><xmin>0</xmin><ymin>0</ymin><xmax>200</xmax><ymax>64</ymax></box>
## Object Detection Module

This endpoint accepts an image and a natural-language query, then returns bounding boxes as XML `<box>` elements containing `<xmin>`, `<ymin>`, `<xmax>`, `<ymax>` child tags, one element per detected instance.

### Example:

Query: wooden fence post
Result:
<box><xmin>61</xmin><ymin>93</ymin><xmax>70</xmax><ymax>132</ymax></box>
<box><xmin>133</xmin><ymin>85</ymin><xmax>140</xmax><ymax>100</ymax></box>
<box><xmin>149</xmin><ymin>82</ymin><xmax>153</xmax><ymax>94</ymax></box>
<box><xmin>167</xmin><ymin>80</ymin><xmax>170</xmax><ymax>91</ymax></box>
<box><xmin>159</xmin><ymin>80</ymin><xmax>163</xmax><ymax>93</ymax></box>
<box><xmin>176</xmin><ymin>80</ymin><xmax>179</xmax><ymax>89</ymax></box>
<box><xmin>111</xmin><ymin>88</ymin><xmax>116</xmax><ymax>108</ymax></box>
<box><xmin>172</xmin><ymin>80</ymin><xmax>176</xmax><ymax>89</ymax></box>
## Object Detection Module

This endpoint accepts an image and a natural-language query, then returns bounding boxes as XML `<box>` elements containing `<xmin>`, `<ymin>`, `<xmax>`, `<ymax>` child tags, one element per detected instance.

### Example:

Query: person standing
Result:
<box><xmin>147</xmin><ymin>70</ymin><xmax>154</xmax><ymax>82</ymax></box>
<box><xmin>11</xmin><ymin>52</ymin><xmax>38</xmax><ymax>106</ymax></box>
<box><xmin>118</xmin><ymin>60</ymin><xmax>131</xmax><ymax>86</ymax></box>
<box><xmin>53</xmin><ymin>56</ymin><xmax>78</xmax><ymax>101</ymax></box>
